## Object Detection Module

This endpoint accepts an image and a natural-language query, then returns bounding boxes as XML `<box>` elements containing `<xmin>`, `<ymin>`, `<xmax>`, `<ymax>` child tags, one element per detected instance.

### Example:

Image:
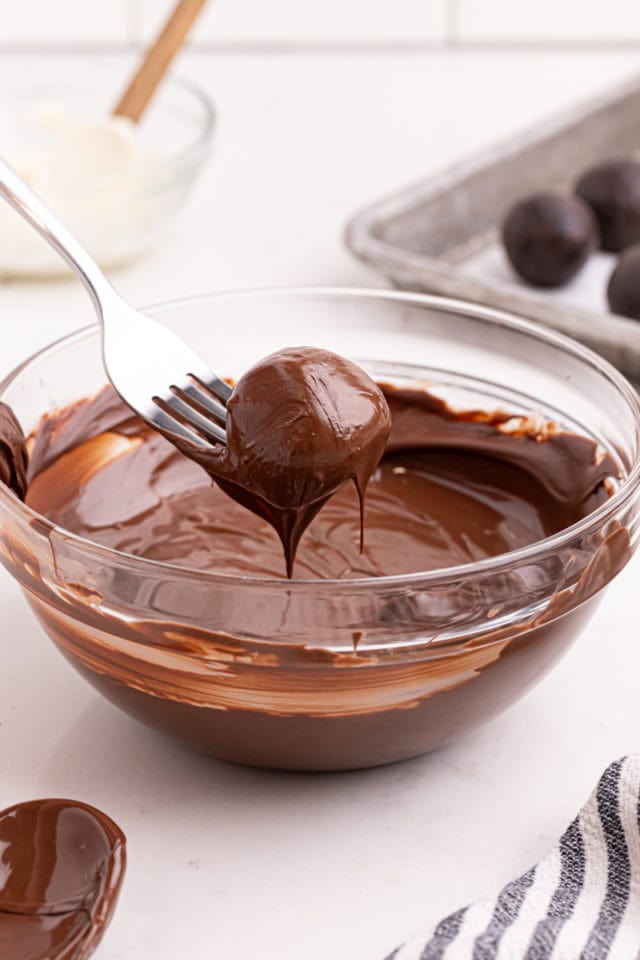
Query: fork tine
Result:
<box><xmin>191</xmin><ymin>371</ymin><xmax>233</xmax><ymax>404</ymax></box>
<box><xmin>175</xmin><ymin>382</ymin><xmax>227</xmax><ymax>425</ymax></box>
<box><xmin>156</xmin><ymin>394</ymin><xmax>227</xmax><ymax>445</ymax></box>
<box><xmin>148</xmin><ymin>406</ymin><xmax>212</xmax><ymax>449</ymax></box>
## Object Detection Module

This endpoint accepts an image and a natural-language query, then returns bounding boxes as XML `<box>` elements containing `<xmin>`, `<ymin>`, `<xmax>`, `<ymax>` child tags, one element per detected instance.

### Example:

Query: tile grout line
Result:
<box><xmin>126</xmin><ymin>0</ymin><xmax>142</xmax><ymax>45</ymax></box>
<box><xmin>445</xmin><ymin>0</ymin><xmax>460</xmax><ymax>47</ymax></box>
<box><xmin>1</xmin><ymin>40</ymin><xmax>640</xmax><ymax>55</ymax></box>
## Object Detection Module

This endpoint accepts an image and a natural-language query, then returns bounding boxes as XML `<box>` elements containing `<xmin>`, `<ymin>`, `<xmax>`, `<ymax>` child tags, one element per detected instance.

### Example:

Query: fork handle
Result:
<box><xmin>0</xmin><ymin>155</ymin><xmax>116</xmax><ymax>316</ymax></box>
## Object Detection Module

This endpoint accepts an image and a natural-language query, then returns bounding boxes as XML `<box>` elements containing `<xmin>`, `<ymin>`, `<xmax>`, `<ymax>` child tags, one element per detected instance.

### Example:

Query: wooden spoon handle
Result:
<box><xmin>113</xmin><ymin>0</ymin><xmax>209</xmax><ymax>123</ymax></box>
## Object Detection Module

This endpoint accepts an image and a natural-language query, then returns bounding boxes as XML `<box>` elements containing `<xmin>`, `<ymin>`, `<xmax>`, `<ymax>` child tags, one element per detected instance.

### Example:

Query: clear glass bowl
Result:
<box><xmin>0</xmin><ymin>67</ymin><xmax>215</xmax><ymax>277</ymax></box>
<box><xmin>1</xmin><ymin>288</ymin><xmax>639</xmax><ymax>770</ymax></box>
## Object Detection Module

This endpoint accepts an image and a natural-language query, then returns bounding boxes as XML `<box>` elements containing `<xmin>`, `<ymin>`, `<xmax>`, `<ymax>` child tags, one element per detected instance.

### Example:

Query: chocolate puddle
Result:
<box><xmin>0</xmin><ymin>799</ymin><xmax>126</xmax><ymax>960</ymax></box>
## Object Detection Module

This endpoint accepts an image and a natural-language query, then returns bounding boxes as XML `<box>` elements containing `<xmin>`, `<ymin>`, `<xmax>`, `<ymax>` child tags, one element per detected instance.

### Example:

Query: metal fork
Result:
<box><xmin>0</xmin><ymin>156</ymin><xmax>230</xmax><ymax>448</ymax></box>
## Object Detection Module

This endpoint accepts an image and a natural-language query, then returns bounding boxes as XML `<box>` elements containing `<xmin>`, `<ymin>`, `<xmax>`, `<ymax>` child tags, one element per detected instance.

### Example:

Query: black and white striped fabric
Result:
<box><xmin>386</xmin><ymin>756</ymin><xmax>640</xmax><ymax>959</ymax></box>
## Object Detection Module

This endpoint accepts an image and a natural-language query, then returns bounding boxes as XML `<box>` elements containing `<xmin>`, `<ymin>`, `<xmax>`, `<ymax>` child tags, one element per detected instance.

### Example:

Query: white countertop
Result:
<box><xmin>2</xmin><ymin>48</ymin><xmax>640</xmax><ymax>960</ymax></box>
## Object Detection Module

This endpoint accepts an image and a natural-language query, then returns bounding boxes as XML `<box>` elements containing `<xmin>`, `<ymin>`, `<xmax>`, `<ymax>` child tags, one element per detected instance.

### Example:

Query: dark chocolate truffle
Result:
<box><xmin>607</xmin><ymin>244</ymin><xmax>640</xmax><ymax>319</ymax></box>
<box><xmin>168</xmin><ymin>347</ymin><xmax>392</xmax><ymax>576</ymax></box>
<box><xmin>502</xmin><ymin>192</ymin><xmax>597</xmax><ymax>287</ymax></box>
<box><xmin>575</xmin><ymin>158</ymin><xmax>640</xmax><ymax>252</ymax></box>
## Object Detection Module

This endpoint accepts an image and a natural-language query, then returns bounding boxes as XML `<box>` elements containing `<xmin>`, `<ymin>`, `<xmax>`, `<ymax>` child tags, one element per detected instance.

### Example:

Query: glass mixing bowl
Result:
<box><xmin>0</xmin><ymin>67</ymin><xmax>215</xmax><ymax>277</ymax></box>
<box><xmin>1</xmin><ymin>288</ymin><xmax>639</xmax><ymax>771</ymax></box>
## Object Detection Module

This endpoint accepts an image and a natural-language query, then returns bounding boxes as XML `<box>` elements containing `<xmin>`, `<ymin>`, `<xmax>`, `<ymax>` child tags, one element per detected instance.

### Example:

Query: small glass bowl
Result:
<box><xmin>1</xmin><ymin>288</ymin><xmax>639</xmax><ymax>770</ymax></box>
<box><xmin>0</xmin><ymin>67</ymin><xmax>215</xmax><ymax>277</ymax></box>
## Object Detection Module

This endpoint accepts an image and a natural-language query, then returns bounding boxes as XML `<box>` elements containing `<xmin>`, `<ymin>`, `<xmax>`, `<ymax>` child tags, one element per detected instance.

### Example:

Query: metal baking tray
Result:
<box><xmin>345</xmin><ymin>75</ymin><xmax>640</xmax><ymax>381</ymax></box>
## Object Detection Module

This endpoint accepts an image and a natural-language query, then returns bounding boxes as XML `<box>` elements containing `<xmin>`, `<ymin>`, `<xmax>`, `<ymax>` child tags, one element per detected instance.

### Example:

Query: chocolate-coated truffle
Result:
<box><xmin>607</xmin><ymin>244</ymin><xmax>640</xmax><ymax>319</ymax></box>
<box><xmin>219</xmin><ymin>346</ymin><xmax>391</xmax><ymax>509</ymax></box>
<box><xmin>575</xmin><ymin>158</ymin><xmax>640</xmax><ymax>252</ymax></box>
<box><xmin>169</xmin><ymin>346</ymin><xmax>392</xmax><ymax>576</ymax></box>
<box><xmin>502</xmin><ymin>192</ymin><xmax>597</xmax><ymax>287</ymax></box>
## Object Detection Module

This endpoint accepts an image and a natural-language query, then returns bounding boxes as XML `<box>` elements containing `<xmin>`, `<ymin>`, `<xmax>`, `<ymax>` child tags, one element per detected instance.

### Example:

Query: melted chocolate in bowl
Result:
<box><xmin>0</xmin><ymin>799</ymin><xmax>126</xmax><ymax>960</ymax></box>
<box><xmin>24</xmin><ymin>384</ymin><xmax>617</xmax><ymax>579</ymax></box>
<box><xmin>0</xmin><ymin>373</ymin><xmax>633</xmax><ymax>770</ymax></box>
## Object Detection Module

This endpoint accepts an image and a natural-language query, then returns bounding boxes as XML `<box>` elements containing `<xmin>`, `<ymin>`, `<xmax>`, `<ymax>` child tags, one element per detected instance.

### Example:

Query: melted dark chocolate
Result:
<box><xmin>22</xmin><ymin>383</ymin><xmax>617</xmax><ymax>580</ymax></box>
<box><xmin>169</xmin><ymin>347</ymin><xmax>391</xmax><ymax>576</ymax></box>
<box><xmin>0</xmin><ymin>799</ymin><xmax>126</xmax><ymax>960</ymax></box>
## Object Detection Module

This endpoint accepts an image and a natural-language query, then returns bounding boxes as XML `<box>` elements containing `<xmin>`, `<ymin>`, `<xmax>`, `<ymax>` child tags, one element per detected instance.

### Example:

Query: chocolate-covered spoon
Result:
<box><xmin>0</xmin><ymin>798</ymin><xmax>126</xmax><ymax>960</ymax></box>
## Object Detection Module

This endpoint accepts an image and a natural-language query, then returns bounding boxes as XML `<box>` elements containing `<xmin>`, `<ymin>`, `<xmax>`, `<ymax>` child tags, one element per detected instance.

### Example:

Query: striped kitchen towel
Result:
<box><xmin>386</xmin><ymin>755</ymin><xmax>640</xmax><ymax>959</ymax></box>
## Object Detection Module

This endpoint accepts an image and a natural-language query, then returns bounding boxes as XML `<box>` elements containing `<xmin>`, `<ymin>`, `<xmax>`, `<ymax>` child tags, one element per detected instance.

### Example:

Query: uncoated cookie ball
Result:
<box><xmin>502</xmin><ymin>192</ymin><xmax>598</xmax><ymax>288</ymax></box>
<box><xmin>607</xmin><ymin>244</ymin><xmax>640</xmax><ymax>319</ymax></box>
<box><xmin>575</xmin><ymin>158</ymin><xmax>640</xmax><ymax>252</ymax></box>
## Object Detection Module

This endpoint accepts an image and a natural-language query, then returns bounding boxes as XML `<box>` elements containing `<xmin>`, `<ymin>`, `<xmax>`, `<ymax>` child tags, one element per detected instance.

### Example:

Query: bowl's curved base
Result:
<box><xmin>45</xmin><ymin>595</ymin><xmax>600</xmax><ymax>772</ymax></box>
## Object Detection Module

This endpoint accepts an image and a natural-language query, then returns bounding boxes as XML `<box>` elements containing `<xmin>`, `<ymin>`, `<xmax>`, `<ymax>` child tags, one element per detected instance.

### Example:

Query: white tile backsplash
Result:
<box><xmin>0</xmin><ymin>0</ymin><xmax>639</xmax><ymax>47</ymax></box>
<box><xmin>0</xmin><ymin>0</ymin><xmax>131</xmax><ymax>43</ymax></box>
<box><xmin>138</xmin><ymin>0</ymin><xmax>447</xmax><ymax>43</ymax></box>
<box><xmin>457</xmin><ymin>0</ymin><xmax>640</xmax><ymax>42</ymax></box>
